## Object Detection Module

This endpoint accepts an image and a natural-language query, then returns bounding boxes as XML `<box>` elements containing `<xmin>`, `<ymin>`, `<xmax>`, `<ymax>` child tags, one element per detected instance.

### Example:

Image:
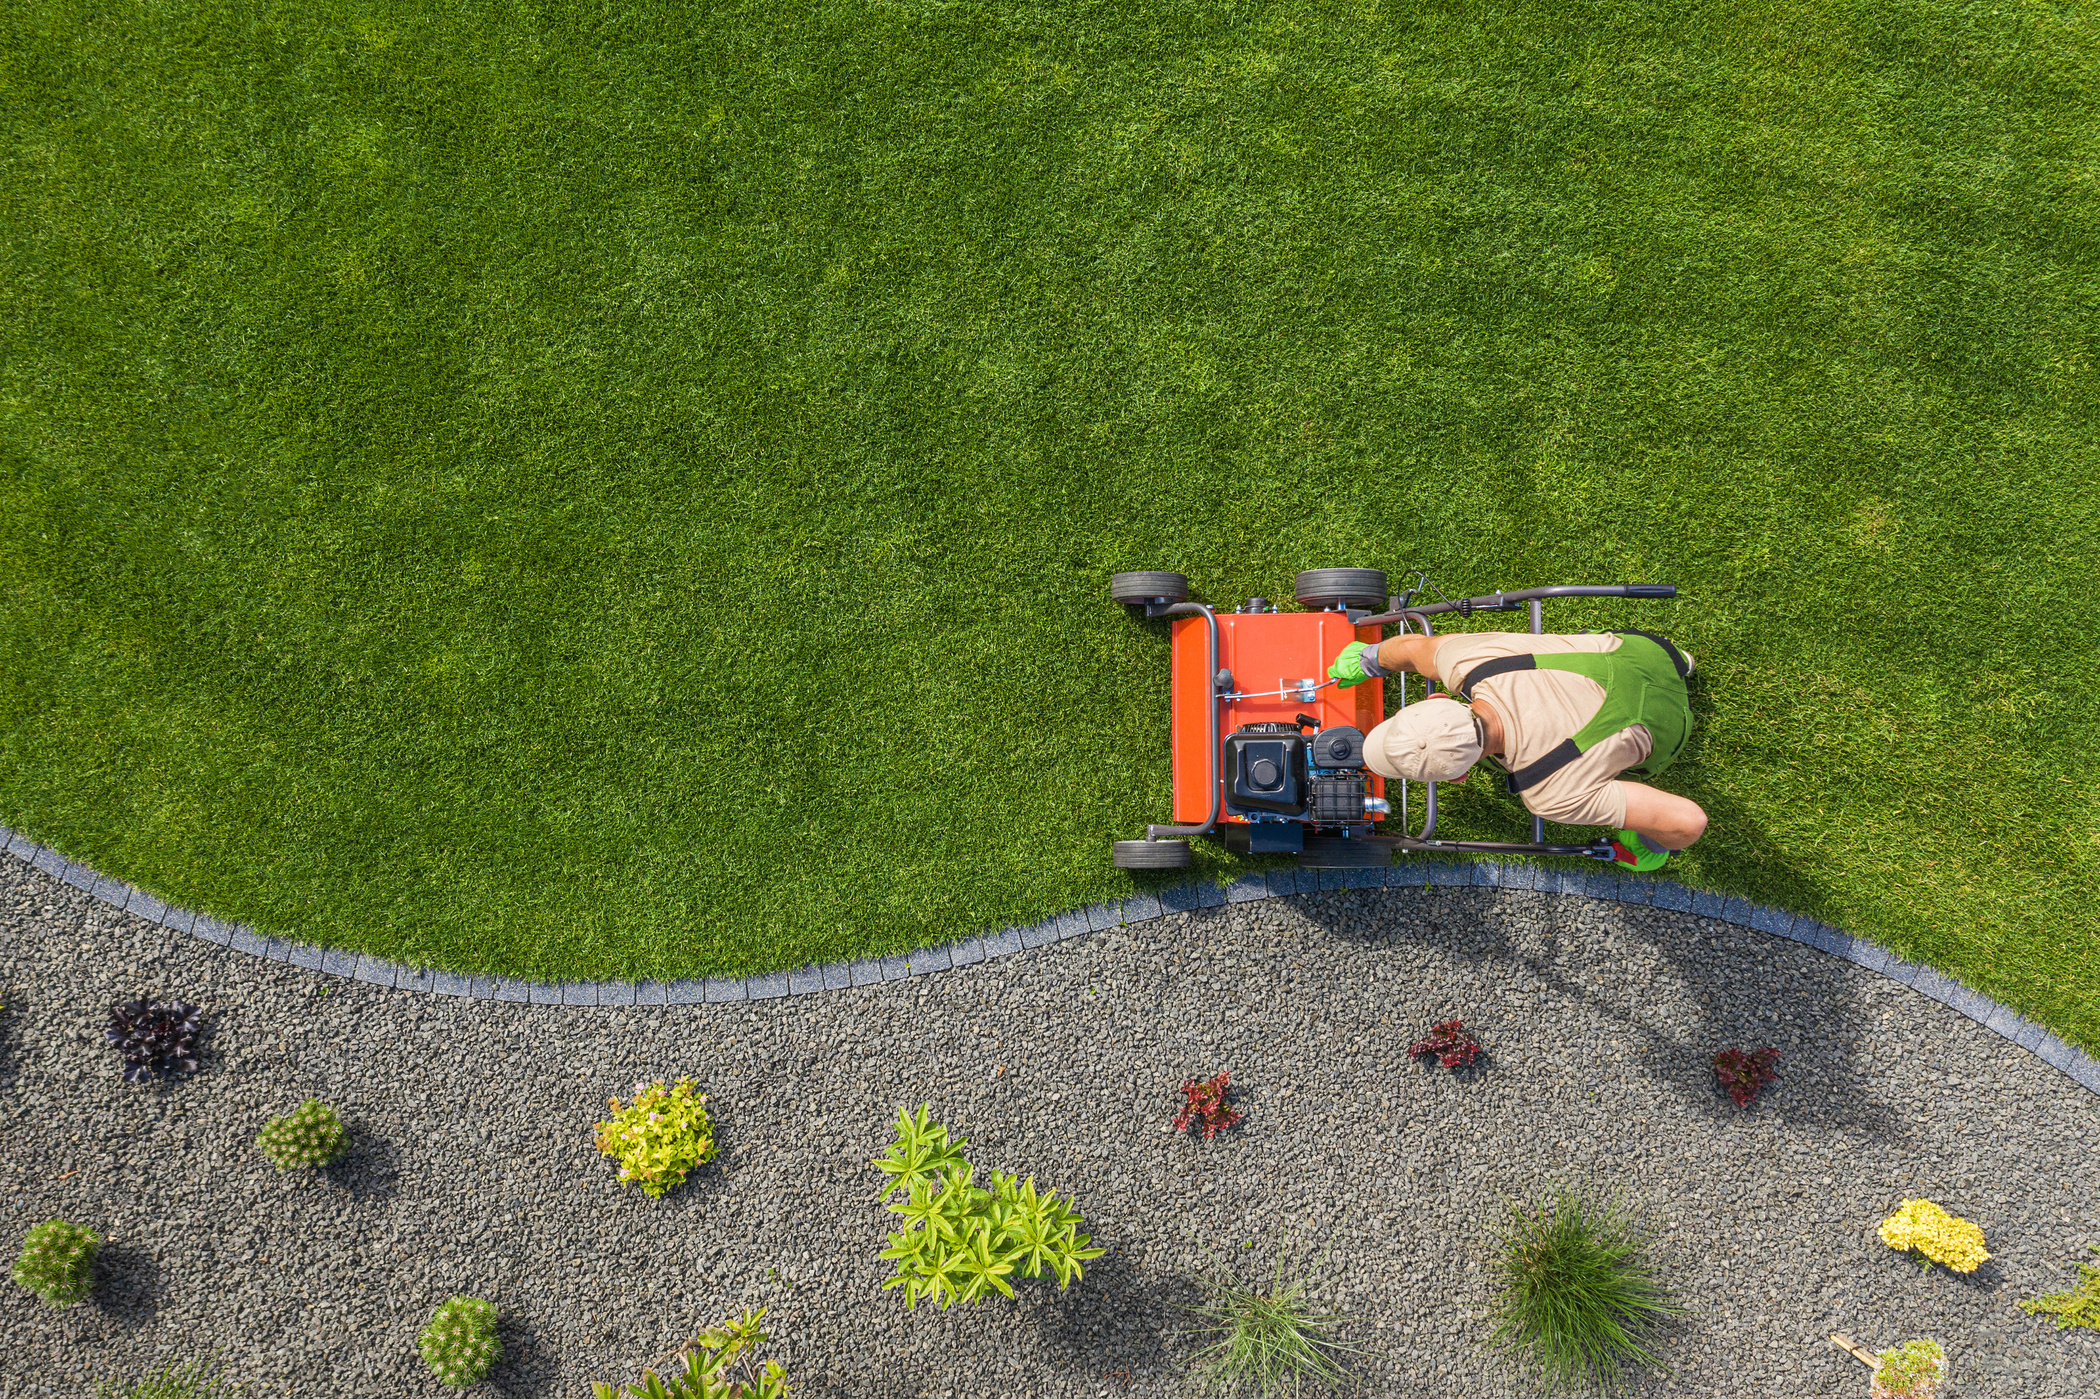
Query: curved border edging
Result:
<box><xmin>6</xmin><ymin>825</ymin><xmax>2096</xmax><ymax>1098</ymax></box>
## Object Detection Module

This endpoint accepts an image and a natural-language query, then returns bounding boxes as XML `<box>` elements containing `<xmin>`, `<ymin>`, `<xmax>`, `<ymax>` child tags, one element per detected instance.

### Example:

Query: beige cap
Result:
<box><xmin>1364</xmin><ymin>696</ymin><xmax>1483</xmax><ymax>782</ymax></box>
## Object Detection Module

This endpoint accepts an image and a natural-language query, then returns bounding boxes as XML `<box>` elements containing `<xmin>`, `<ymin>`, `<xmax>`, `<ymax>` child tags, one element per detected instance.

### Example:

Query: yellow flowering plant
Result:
<box><xmin>1878</xmin><ymin>1199</ymin><xmax>1989</xmax><ymax>1274</ymax></box>
<box><xmin>596</xmin><ymin>1077</ymin><xmax>717</xmax><ymax>1198</ymax></box>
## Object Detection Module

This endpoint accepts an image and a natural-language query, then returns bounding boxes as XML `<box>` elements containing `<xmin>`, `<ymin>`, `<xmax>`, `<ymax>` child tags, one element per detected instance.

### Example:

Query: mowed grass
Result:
<box><xmin>1</xmin><ymin>1</ymin><xmax>2095</xmax><ymax>1044</ymax></box>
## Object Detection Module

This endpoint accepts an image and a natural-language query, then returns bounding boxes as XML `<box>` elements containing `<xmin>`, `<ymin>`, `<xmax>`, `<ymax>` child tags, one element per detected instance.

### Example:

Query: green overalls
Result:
<box><xmin>1454</xmin><ymin>631</ymin><xmax>1694</xmax><ymax>796</ymax></box>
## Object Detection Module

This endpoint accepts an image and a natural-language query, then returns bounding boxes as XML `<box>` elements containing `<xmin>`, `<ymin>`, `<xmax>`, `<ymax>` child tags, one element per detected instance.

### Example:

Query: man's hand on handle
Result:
<box><xmin>1326</xmin><ymin>640</ymin><xmax>1386</xmax><ymax>689</ymax></box>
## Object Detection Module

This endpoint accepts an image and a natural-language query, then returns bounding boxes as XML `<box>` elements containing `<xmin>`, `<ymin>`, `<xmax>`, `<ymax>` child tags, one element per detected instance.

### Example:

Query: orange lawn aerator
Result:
<box><xmin>1108</xmin><ymin>568</ymin><xmax>1678</xmax><ymax>870</ymax></box>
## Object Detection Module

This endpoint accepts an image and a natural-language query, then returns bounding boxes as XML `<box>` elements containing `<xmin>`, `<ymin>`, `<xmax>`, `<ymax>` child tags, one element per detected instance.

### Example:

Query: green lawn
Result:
<box><xmin>2</xmin><ymin>1</ymin><xmax>2095</xmax><ymax>1046</ymax></box>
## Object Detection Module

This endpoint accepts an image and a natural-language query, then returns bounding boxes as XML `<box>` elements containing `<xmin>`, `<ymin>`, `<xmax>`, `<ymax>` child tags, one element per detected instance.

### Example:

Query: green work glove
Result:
<box><xmin>1327</xmin><ymin>640</ymin><xmax>1386</xmax><ymax>690</ymax></box>
<box><xmin>1609</xmin><ymin>828</ymin><xmax>1670</xmax><ymax>872</ymax></box>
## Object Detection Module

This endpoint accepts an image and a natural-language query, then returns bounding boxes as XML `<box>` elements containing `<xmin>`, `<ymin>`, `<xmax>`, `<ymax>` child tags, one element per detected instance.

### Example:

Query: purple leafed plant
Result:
<box><xmin>105</xmin><ymin>998</ymin><xmax>202</xmax><ymax>1083</ymax></box>
<box><xmin>1173</xmin><ymin>1072</ymin><xmax>1243</xmax><ymax>1140</ymax></box>
<box><xmin>1410</xmin><ymin>1019</ymin><xmax>1482</xmax><ymax>1070</ymax></box>
<box><xmin>1711</xmin><ymin>1046</ymin><xmax>1780</xmax><ymax>1107</ymax></box>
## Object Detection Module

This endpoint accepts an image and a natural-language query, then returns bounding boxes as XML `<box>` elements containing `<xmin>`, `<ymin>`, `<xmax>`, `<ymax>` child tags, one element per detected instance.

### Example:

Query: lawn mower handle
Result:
<box><xmin>1356</xmin><ymin>583</ymin><xmax>1675</xmax><ymax>628</ymax></box>
<box><xmin>1145</xmin><ymin>601</ymin><xmax>1224</xmax><ymax>841</ymax></box>
<box><xmin>1379</xmin><ymin>836</ymin><xmax>1617</xmax><ymax>859</ymax></box>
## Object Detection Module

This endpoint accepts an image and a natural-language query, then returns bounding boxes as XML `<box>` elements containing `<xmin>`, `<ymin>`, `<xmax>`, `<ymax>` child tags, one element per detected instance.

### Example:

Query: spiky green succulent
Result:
<box><xmin>257</xmin><ymin>1099</ymin><xmax>346</xmax><ymax>1170</ymax></box>
<box><xmin>420</xmin><ymin>1295</ymin><xmax>500</xmax><ymax>1389</ymax></box>
<box><xmin>13</xmin><ymin>1218</ymin><xmax>99</xmax><ymax>1306</ymax></box>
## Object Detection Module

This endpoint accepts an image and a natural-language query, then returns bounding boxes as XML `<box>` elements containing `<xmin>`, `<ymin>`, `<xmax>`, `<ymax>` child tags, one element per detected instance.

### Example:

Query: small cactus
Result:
<box><xmin>419</xmin><ymin>1295</ymin><xmax>500</xmax><ymax>1388</ymax></box>
<box><xmin>257</xmin><ymin>1099</ymin><xmax>346</xmax><ymax>1170</ymax></box>
<box><xmin>12</xmin><ymin>1218</ymin><xmax>99</xmax><ymax>1306</ymax></box>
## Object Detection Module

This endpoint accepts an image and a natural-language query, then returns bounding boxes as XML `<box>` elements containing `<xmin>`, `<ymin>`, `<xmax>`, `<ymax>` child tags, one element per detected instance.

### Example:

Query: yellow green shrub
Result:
<box><xmin>1878</xmin><ymin>1199</ymin><xmax>1989</xmax><ymax>1274</ymax></box>
<box><xmin>595</xmin><ymin>1077</ymin><xmax>717</xmax><ymax>1198</ymax></box>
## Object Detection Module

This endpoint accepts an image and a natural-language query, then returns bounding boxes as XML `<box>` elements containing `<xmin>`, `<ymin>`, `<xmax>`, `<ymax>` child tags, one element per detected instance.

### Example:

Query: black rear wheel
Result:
<box><xmin>1113</xmin><ymin>839</ymin><xmax>1192</xmax><ymax>869</ymax></box>
<box><xmin>1298</xmin><ymin>836</ymin><xmax>1391</xmax><ymax>868</ymax></box>
<box><xmin>1110</xmin><ymin>571</ymin><xmax>1190</xmax><ymax>605</ymax></box>
<box><xmin>1294</xmin><ymin>568</ymin><xmax>1388</xmax><ymax>611</ymax></box>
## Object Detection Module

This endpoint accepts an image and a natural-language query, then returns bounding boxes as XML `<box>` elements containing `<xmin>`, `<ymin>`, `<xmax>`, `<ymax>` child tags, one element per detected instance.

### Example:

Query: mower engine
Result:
<box><xmin>1226</xmin><ymin>721</ymin><xmax>1369</xmax><ymax>832</ymax></box>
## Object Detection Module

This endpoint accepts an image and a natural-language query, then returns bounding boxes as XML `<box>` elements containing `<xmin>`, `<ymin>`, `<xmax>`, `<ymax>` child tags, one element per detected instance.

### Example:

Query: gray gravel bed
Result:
<box><xmin>3</xmin><ymin>853</ymin><xmax>2098</xmax><ymax>1398</ymax></box>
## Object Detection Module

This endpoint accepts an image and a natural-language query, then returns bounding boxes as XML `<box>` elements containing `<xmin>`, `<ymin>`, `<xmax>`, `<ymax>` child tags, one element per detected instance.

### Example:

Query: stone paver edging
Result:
<box><xmin>6</xmin><ymin>824</ymin><xmax>2097</xmax><ymax>1096</ymax></box>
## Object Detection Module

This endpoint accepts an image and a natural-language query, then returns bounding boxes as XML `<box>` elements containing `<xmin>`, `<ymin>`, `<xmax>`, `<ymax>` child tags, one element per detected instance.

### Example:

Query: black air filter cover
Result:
<box><xmin>1225</xmin><ymin>729</ymin><xmax>1308</xmax><ymax>816</ymax></box>
<box><xmin>1310</xmin><ymin>726</ymin><xmax>1366</xmax><ymax>768</ymax></box>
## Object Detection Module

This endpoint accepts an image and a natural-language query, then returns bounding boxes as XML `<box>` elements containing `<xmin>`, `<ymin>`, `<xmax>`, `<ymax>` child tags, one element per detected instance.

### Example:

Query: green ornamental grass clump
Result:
<box><xmin>257</xmin><ymin>1099</ymin><xmax>346</xmax><ymax>1170</ymax></box>
<box><xmin>1181</xmin><ymin>1244</ymin><xmax>1364</xmax><ymax>1398</ymax></box>
<box><xmin>419</xmin><ymin>1296</ymin><xmax>500</xmax><ymax>1389</ymax></box>
<box><xmin>872</xmin><ymin>1104</ymin><xmax>1103</xmax><ymax>1310</ymax></box>
<box><xmin>595</xmin><ymin>1078</ymin><xmax>717</xmax><ymax>1198</ymax></box>
<box><xmin>2021</xmin><ymin>1247</ymin><xmax>2100</xmax><ymax>1331</ymax></box>
<box><xmin>1485</xmin><ymin>1188</ymin><xmax>1679</xmax><ymax>1395</ymax></box>
<box><xmin>12</xmin><ymin>1218</ymin><xmax>99</xmax><ymax>1307</ymax></box>
<box><xmin>92</xmin><ymin>1356</ymin><xmax>244</xmax><ymax>1398</ymax></box>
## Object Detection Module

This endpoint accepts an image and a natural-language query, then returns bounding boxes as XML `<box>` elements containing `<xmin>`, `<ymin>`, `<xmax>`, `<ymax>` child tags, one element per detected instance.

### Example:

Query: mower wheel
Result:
<box><xmin>1110</xmin><ymin>571</ymin><xmax>1190</xmax><ymax>605</ymax></box>
<box><xmin>1113</xmin><ymin>839</ymin><xmax>1193</xmax><ymax>869</ymax></box>
<box><xmin>1298</xmin><ymin>836</ymin><xmax>1391</xmax><ymax>868</ymax></box>
<box><xmin>1294</xmin><ymin>568</ymin><xmax>1388</xmax><ymax>611</ymax></box>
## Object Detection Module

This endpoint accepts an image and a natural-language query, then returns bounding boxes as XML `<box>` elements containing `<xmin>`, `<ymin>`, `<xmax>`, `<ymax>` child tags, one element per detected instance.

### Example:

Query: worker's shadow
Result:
<box><xmin>1287</xmin><ymin>828</ymin><xmax>1908</xmax><ymax>1148</ymax></box>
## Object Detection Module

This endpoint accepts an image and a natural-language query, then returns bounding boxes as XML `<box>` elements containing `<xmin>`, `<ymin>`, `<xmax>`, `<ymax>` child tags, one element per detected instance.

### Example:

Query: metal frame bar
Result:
<box><xmin>1357</xmin><ymin>583</ymin><xmax>1675</xmax><ymax>629</ymax></box>
<box><xmin>1529</xmin><ymin>597</ymin><xmax>1544</xmax><ymax>846</ymax></box>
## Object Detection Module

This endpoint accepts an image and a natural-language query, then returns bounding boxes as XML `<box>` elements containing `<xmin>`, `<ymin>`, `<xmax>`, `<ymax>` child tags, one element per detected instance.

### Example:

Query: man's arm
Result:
<box><xmin>1372</xmin><ymin>634</ymin><xmax>1445</xmax><ymax>682</ymax></box>
<box><xmin>1618</xmin><ymin>782</ymin><xmax>1708</xmax><ymax>851</ymax></box>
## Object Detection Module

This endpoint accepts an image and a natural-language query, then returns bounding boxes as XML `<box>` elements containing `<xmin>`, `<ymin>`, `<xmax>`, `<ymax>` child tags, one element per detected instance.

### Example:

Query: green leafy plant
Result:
<box><xmin>1874</xmin><ymin>1338</ymin><xmax>1944</xmax><ymax>1397</ymax></box>
<box><xmin>12</xmin><ymin>1218</ymin><xmax>99</xmax><ymax>1306</ymax></box>
<box><xmin>92</xmin><ymin>1355</ymin><xmax>244</xmax><ymax>1398</ymax></box>
<box><xmin>872</xmin><ymin>1101</ymin><xmax>970</xmax><ymax>1194</ymax></box>
<box><xmin>590</xmin><ymin>1308</ymin><xmax>789</xmax><ymax>1399</ymax></box>
<box><xmin>1484</xmin><ymin>1187</ymin><xmax>1679</xmax><ymax>1395</ymax></box>
<box><xmin>419</xmin><ymin>1296</ymin><xmax>500</xmax><ymax>1389</ymax></box>
<box><xmin>596</xmin><ymin>1078</ymin><xmax>718</xmax><ymax>1198</ymax></box>
<box><xmin>1181</xmin><ymin>1241</ymin><xmax>1364</xmax><ymax>1397</ymax></box>
<box><xmin>871</xmin><ymin>1104</ymin><xmax>1104</xmax><ymax>1310</ymax></box>
<box><xmin>257</xmin><ymin>1099</ymin><xmax>346</xmax><ymax>1170</ymax></box>
<box><xmin>2021</xmin><ymin>1247</ymin><xmax>2100</xmax><ymax>1331</ymax></box>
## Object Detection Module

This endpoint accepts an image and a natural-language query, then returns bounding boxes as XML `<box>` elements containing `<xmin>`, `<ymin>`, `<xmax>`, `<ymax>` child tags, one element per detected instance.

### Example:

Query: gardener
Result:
<box><xmin>1326</xmin><ymin>629</ymin><xmax>1705</xmax><ymax>871</ymax></box>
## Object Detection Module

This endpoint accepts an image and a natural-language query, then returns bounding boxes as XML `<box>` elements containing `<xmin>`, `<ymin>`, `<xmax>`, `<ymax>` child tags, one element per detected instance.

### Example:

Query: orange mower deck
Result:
<box><xmin>1171</xmin><ymin>612</ymin><xmax>1385</xmax><ymax>825</ymax></box>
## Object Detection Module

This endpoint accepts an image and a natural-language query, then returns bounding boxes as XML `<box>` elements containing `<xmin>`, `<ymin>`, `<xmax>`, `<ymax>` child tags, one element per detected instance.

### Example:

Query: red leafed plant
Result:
<box><xmin>1711</xmin><ymin>1046</ymin><xmax>1781</xmax><ymax>1107</ymax></box>
<box><xmin>1409</xmin><ymin>1019</ymin><xmax>1482</xmax><ymax>1070</ymax></box>
<box><xmin>1173</xmin><ymin>1072</ymin><xmax>1243</xmax><ymax>1140</ymax></box>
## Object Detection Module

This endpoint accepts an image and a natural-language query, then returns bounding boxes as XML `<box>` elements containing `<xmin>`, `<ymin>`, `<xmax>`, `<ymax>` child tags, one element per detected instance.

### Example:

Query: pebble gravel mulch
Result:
<box><xmin>4</xmin><ymin>852</ymin><xmax>2098</xmax><ymax>1398</ymax></box>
